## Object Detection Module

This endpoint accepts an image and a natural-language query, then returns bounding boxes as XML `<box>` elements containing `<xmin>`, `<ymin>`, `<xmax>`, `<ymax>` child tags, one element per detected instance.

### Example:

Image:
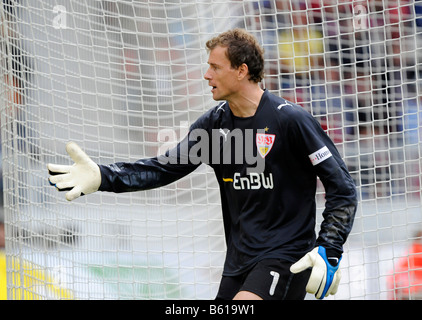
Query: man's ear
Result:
<box><xmin>237</xmin><ymin>63</ymin><xmax>249</xmax><ymax>81</ymax></box>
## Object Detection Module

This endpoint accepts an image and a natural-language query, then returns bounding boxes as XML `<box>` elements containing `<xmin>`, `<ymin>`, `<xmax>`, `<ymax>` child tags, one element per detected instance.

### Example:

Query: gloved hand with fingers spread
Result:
<box><xmin>290</xmin><ymin>246</ymin><xmax>341</xmax><ymax>300</ymax></box>
<box><xmin>48</xmin><ymin>142</ymin><xmax>101</xmax><ymax>201</ymax></box>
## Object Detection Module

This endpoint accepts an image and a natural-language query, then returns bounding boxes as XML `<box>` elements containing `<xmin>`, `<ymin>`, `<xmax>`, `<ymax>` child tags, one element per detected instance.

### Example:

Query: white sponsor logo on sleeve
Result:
<box><xmin>308</xmin><ymin>146</ymin><xmax>332</xmax><ymax>166</ymax></box>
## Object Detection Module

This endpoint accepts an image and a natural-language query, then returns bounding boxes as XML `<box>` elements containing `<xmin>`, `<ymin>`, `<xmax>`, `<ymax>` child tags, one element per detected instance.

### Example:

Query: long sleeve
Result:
<box><xmin>97</xmin><ymin>106</ymin><xmax>222</xmax><ymax>193</ymax></box>
<box><xmin>98</xmin><ymin>134</ymin><xmax>201</xmax><ymax>193</ymax></box>
<box><xmin>314</xmin><ymin>164</ymin><xmax>357</xmax><ymax>257</ymax></box>
<box><xmin>288</xmin><ymin>107</ymin><xmax>358</xmax><ymax>258</ymax></box>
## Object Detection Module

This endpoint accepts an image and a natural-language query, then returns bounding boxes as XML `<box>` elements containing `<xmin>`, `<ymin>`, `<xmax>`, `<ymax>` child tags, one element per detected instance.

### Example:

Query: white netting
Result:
<box><xmin>0</xmin><ymin>0</ymin><xmax>421</xmax><ymax>300</ymax></box>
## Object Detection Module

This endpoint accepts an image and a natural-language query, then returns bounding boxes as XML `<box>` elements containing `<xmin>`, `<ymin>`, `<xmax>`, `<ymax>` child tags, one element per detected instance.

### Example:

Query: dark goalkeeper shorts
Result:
<box><xmin>215</xmin><ymin>259</ymin><xmax>311</xmax><ymax>300</ymax></box>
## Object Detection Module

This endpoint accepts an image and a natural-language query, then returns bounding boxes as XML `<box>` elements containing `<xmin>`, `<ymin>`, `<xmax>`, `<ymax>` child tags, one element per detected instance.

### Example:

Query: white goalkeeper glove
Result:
<box><xmin>290</xmin><ymin>246</ymin><xmax>342</xmax><ymax>300</ymax></box>
<box><xmin>47</xmin><ymin>142</ymin><xmax>101</xmax><ymax>201</ymax></box>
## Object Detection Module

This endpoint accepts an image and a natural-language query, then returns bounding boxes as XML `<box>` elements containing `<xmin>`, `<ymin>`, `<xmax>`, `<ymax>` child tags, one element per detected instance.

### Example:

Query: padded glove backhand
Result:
<box><xmin>290</xmin><ymin>246</ymin><xmax>342</xmax><ymax>299</ymax></box>
<box><xmin>47</xmin><ymin>142</ymin><xmax>101</xmax><ymax>201</ymax></box>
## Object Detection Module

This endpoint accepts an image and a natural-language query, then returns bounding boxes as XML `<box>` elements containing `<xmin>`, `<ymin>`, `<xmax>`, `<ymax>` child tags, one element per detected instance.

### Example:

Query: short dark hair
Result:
<box><xmin>206</xmin><ymin>28</ymin><xmax>265</xmax><ymax>83</ymax></box>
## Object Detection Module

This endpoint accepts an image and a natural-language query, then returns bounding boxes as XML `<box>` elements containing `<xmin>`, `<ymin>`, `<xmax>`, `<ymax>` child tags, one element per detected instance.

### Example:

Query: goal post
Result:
<box><xmin>0</xmin><ymin>0</ymin><xmax>421</xmax><ymax>300</ymax></box>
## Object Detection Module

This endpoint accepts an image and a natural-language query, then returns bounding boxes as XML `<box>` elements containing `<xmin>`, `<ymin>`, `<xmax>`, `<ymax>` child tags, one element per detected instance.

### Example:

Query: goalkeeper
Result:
<box><xmin>48</xmin><ymin>28</ymin><xmax>357</xmax><ymax>300</ymax></box>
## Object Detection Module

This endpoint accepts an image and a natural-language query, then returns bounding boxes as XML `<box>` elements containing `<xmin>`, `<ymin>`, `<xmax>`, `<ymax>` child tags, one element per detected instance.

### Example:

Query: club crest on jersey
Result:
<box><xmin>256</xmin><ymin>133</ymin><xmax>275</xmax><ymax>158</ymax></box>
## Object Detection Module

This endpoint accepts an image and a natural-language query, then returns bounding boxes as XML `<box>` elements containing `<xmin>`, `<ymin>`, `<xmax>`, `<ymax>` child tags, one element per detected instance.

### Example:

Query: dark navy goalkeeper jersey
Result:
<box><xmin>99</xmin><ymin>90</ymin><xmax>357</xmax><ymax>276</ymax></box>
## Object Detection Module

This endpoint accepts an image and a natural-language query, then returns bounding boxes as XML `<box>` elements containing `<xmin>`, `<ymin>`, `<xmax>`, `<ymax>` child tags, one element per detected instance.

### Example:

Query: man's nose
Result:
<box><xmin>204</xmin><ymin>68</ymin><xmax>211</xmax><ymax>80</ymax></box>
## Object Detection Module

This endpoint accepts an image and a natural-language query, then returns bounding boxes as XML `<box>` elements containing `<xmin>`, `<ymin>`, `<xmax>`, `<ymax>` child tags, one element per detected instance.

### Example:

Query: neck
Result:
<box><xmin>228</xmin><ymin>85</ymin><xmax>264</xmax><ymax>118</ymax></box>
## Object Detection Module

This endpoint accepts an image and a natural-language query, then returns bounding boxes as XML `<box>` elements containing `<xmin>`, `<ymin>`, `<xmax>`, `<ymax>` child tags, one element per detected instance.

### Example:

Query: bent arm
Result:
<box><xmin>315</xmin><ymin>164</ymin><xmax>357</xmax><ymax>257</ymax></box>
<box><xmin>288</xmin><ymin>108</ymin><xmax>358</xmax><ymax>258</ymax></box>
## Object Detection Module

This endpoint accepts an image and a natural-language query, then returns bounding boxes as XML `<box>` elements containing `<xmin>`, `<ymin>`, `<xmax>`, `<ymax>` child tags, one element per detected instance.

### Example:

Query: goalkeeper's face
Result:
<box><xmin>204</xmin><ymin>46</ymin><xmax>245</xmax><ymax>102</ymax></box>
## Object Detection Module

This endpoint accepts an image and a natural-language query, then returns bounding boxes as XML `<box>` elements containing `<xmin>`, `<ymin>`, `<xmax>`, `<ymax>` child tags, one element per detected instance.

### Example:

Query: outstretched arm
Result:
<box><xmin>48</xmin><ymin>134</ymin><xmax>201</xmax><ymax>200</ymax></box>
<box><xmin>98</xmin><ymin>138</ymin><xmax>200</xmax><ymax>193</ymax></box>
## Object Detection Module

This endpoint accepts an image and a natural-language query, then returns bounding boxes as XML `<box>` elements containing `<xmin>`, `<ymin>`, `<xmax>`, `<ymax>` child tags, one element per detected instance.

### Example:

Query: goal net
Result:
<box><xmin>0</xmin><ymin>0</ymin><xmax>421</xmax><ymax>300</ymax></box>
